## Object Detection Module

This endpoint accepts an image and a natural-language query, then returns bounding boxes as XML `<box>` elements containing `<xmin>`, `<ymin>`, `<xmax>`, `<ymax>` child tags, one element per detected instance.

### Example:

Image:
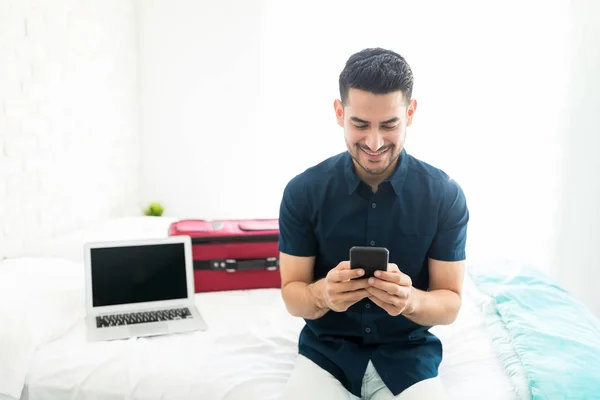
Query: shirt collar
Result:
<box><xmin>344</xmin><ymin>148</ymin><xmax>409</xmax><ymax>196</ymax></box>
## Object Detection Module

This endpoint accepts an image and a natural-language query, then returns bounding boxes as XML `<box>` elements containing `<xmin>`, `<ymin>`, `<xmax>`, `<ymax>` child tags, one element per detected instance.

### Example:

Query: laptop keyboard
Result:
<box><xmin>96</xmin><ymin>307</ymin><xmax>192</xmax><ymax>328</ymax></box>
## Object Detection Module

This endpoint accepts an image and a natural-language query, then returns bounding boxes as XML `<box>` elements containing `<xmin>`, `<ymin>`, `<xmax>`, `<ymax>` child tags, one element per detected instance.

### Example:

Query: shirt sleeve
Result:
<box><xmin>278</xmin><ymin>174</ymin><xmax>318</xmax><ymax>257</ymax></box>
<box><xmin>428</xmin><ymin>178</ymin><xmax>469</xmax><ymax>261</ymax></box>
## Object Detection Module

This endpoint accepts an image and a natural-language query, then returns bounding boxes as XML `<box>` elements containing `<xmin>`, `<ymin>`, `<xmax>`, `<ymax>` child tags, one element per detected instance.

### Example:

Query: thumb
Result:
<box><xmin>337</xmin><ymin>261</ymin><xmax>351</xmax><ymax>270</ymax></box>
<box><xmin>387</xmin><ymin>263</ymin><xmax>400</xmax><ymax>273</ymax></box>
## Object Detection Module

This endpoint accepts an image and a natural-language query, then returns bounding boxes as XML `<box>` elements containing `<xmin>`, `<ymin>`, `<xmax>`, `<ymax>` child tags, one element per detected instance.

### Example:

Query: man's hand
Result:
<box><xmin>366</xmin><ymin>263</ymin><xmax>419</xmax><ymax>316</ymax></box>
<box><xmin>318</xmin><ymin>261</ymin><xmax>371</xmax><ymax>312</ymax></box>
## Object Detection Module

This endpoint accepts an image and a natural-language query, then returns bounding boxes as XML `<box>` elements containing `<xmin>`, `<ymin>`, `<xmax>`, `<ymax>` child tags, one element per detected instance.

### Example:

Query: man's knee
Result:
<box><xmin>282</xmin><ymin>355</ymin><xmax>354</xmax><ymax>400</ymax></box>
<box><xmin>395</xmin><ymin>377</ymin><xmax>447</xmax><ymax>400</ymax></box>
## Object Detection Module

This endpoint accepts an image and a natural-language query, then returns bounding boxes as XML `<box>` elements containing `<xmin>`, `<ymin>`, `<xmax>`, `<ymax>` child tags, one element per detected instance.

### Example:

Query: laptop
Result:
<box><xmin>83</xmin><ymin>235</ymin><xmax>208</xmax><ymax>342</ymax></box>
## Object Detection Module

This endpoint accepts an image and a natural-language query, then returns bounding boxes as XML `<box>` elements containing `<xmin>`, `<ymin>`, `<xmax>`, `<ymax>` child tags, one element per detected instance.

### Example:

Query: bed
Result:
<box><xmin>1</xmin><ymin>217</ymin><xmax>599</xmax><ymax>400</ymax></box>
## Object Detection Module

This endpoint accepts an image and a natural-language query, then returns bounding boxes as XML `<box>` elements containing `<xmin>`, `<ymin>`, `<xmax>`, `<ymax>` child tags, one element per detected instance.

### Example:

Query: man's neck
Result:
<box><xmin>353</xmin><ymin>159</ymin><xmax>398</xmax><ymax>193</ymax></box>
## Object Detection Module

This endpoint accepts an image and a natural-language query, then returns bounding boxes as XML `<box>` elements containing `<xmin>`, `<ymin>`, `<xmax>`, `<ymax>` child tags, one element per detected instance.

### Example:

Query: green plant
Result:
<box><xmin>144</xmin><ymin>202</ymin><xmax>164</xmax><ymax>217</ymax></box>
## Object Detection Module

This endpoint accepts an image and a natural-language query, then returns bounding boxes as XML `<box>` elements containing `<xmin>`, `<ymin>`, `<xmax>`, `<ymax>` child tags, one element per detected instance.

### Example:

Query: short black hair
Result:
<box><xmin>339</xmin><ymin>48</ymin><xmax>414</xmax><ymax>105</ymax></box>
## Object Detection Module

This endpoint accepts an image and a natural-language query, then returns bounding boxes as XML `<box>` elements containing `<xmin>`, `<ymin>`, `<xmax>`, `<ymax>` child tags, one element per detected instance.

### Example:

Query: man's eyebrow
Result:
<box><xmin>350</xmin><ymin>117</ymin><xmax>369</xmax><ymax>125</ymax></box>
<box><xmin>349</xmin><ymin>117</ymin><xmax>399</xmax><ymax>125</ymax></box>
<box><xmin>381</xmin><ymin>117</ymin><xmax>399</xmax><ymax>124</ymax></box>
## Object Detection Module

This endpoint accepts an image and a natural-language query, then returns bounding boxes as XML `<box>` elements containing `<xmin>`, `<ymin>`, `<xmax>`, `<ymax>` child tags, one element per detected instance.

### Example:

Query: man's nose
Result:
<box><xmin>365</xmin><ymin>132</ymin><xmax>385</xmax><ymax>151</ymax></box>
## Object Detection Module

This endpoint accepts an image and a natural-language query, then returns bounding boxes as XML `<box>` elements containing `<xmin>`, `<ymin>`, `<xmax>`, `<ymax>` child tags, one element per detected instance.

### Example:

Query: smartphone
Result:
<box><xmin>349</xmin><ymin>246</ymin><xmax>389</xmax><ymax>279</ymax></box>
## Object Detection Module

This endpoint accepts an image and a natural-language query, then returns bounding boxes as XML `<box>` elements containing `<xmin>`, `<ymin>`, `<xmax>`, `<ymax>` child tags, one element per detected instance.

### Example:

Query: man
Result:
<box><xmin>278</xmin><ymin>48</ymin><xmax>469</xmax><ymax>399</ymax></box>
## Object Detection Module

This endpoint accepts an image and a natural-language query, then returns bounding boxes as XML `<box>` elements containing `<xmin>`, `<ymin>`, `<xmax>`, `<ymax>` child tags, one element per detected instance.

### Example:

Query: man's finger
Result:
<box><xmin>366</xmin><ymin>286</ymin><xmax>405</xmax><ymax>309</ymax></box>
<box><xmin>374</xmin><ymin>270</ymin><xmax>412</xmax><ymax>287</ymax></box>
<box><xmin>338</xmin><ymin>289</ymin><xmax>370</xmax><ymax>303</ymax></box>
<box><xmin>336</xmin><ymin>261</ymin><xmax>351</xmax><ymax>270</ymax></box>
<box><xmin>332</xmin><ymin>278</ymin><xmax>371</xmax><ymax>292</ymax></box>
<box><xmin>387</xmin><ymin>263</ymin><xmax>400</xmax><ymax>272</ymax></box>
<box><xmin>369</xmin><ymin>295</ymin><xmax>402</xmax><ymax>316</ymax></box>
<box><xmin>368</xmin><ymin>277</ymin><xmax>405</xmax><ymax>296</ymax></box>
<box><xmin>332</xmin><ymin>268</ymin><xmax>365</xmax><ymax>282</ymax></box>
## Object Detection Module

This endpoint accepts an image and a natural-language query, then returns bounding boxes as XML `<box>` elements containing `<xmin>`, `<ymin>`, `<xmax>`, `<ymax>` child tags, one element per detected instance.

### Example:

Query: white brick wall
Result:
<box><xmin>0</xmin><ymin>0</ymin><xmax>140</xmax><ymax>258</ymax></box>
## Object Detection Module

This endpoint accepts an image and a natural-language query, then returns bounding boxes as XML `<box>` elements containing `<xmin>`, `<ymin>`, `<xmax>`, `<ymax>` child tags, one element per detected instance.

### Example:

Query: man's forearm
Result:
<box><xmin>403</xmin><ymin>288</ymin><xmax>461</xmax><ymax>326</ymax></box>
<box><xmin>281</xmin><ymin>280</ymin><xmax>329</xmax><ymax>320</ymax></box>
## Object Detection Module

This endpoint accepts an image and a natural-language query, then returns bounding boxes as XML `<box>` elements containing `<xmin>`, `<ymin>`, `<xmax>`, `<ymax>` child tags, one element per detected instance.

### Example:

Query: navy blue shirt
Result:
<box><xmin>278</xmin><ymin>148</ymin><xmax>469</xmax><ymax>397</ymax></box>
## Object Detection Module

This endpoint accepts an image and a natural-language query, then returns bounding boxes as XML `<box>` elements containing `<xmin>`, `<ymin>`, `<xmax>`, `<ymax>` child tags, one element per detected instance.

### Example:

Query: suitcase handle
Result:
<box><xmin>223</xmin><ymin>257</ymin><xmax>279</xmax><ymax>272</ymax></box>
<box><xmin>238</xmin><ymin>220</ymin><xmax>279</xmax><ymax>231</ymax></box>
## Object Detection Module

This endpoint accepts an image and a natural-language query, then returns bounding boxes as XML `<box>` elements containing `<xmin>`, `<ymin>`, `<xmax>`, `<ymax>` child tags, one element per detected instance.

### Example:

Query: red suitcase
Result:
<box><xmin>168</xmin><ymin>219</ymin><xmax>281</xmax><ymax>292</ymax></box>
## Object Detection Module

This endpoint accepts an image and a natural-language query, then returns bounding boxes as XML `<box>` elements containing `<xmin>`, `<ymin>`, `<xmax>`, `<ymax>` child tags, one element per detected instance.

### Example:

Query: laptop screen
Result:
<box><xmin>90</xmin><ymin>242</ymin><xmax>188</xmax><ymax>307</ymax></box>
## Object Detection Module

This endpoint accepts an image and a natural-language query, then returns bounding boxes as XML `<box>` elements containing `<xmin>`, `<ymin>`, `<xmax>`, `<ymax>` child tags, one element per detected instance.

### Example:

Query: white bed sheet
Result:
<box><xmin>10</xmin><ymin>217</ymin><xmax>522</xmax><ymax>400</ymax></box>
<box><xmin>18</xmin><ymin>284</ymin><xmax>518</xmax><ymax>400</ymax></box>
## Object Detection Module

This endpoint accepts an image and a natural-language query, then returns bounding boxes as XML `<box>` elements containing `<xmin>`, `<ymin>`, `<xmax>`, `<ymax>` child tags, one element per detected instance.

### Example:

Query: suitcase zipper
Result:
<box><xmin>194</xmin><ymin>257</ymin><xmax>279</xmax><ymax>271</ymax></box>
<box><xmin>188</xmin><ymin>234</ymin><xmax>279</xmax><ymax>245</ymax></box>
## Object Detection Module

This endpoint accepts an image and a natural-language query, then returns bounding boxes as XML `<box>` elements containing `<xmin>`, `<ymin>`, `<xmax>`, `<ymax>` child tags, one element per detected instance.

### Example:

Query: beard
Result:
<box><xmin>348</xmin><ymin>142</ymin><xmax>402</xmax><ymax>176</ymax></box>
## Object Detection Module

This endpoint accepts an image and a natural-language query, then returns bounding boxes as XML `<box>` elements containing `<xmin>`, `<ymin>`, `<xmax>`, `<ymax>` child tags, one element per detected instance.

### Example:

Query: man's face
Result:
<box><xmin>334</xmin><ymin>88</ymin><xmax>417</xmax><ymax>181</ymax></box>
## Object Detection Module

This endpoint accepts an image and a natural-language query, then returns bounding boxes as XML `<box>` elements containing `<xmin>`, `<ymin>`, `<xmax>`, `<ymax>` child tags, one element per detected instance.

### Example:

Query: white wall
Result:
<box><xmin>553</xmin><ymin>0</ymin><xmax>600</xmax><ymax>317</ymax></box>
<box><xmin>137</xmin><ymin>0</ymin><xmax>571</xmax><ymax>268</ymax></box>
<box><xmin>137</xmin><ymin>0</ymin><xmax>279</xmax><ymax>221</ymax></box>
<box><xmin>0</xmin><ymin>0</ymin><xmax>140</xmax><ymax>258</ymax></box>
<box><xmin>2</xmin><ymin>0</ymin><xmax>596</xmax><ymax>313</ymax></box>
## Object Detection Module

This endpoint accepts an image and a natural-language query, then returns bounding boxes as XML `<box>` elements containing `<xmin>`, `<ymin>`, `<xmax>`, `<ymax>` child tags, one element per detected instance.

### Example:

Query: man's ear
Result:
<box><xmin>334</xmin><ymin>99</ymin><xmax>344</xmax><ymax>128</ymax></box>
<box><xmin>406</xmin><ymin>99</ymin><xmax>417</xmax><ymax>127</ymax></box>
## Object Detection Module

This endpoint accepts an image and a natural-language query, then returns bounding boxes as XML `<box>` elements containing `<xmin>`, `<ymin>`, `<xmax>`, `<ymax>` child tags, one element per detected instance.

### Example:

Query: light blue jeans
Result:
<box><xmin>282</xmin><ymin>355</ymin><xmax>447</xmax><ymax>400</ymax></box>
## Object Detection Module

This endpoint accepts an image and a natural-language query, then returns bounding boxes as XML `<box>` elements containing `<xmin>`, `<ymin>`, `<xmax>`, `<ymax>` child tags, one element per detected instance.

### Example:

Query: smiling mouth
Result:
<box><xmin>359</xmin><ymin>146</ymin><xmax>390</xmax><ymax>157</ymax></box>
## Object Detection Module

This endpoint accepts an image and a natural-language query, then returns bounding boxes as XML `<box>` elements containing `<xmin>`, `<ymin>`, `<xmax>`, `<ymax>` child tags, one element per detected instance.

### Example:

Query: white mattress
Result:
<box><xmin>3</xmin><ymin>217</ymin><xmax>522</xmax><ymax>400</ymax></box>
<box><xmin>17</xmin><ymin>286</ymin><xmax>518</xmax><ymax>400</ymax></box>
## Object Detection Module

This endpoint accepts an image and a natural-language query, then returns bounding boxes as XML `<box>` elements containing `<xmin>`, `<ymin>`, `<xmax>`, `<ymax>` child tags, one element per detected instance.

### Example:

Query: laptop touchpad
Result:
<box><xmin>129</xmin><ymin>323</ymin><xmax>170</xmax><ymax>337</ymax></box>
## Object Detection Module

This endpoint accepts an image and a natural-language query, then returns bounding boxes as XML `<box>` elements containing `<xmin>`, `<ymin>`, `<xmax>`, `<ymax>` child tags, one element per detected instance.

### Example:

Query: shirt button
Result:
<box><xmin>370</xmin><ymin>240</ymin><xmax>375</xmax><ymax>246</ymax></box>
<box><xmin>365</xmin><ymin>303</ymin><xmax>370</xmax><ymax>309</ymax></box>
<box><xmin>371</xmin><ymin>203</ymin><xmax>377</xmax><ymax>209</ymax></box>
<box><xmin>365</xmin><ymin>327</ymin><xmax>371</xmax><ymax>333</ymax></box>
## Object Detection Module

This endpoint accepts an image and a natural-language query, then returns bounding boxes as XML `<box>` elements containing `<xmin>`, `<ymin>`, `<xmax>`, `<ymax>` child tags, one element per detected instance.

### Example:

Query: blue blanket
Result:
<box><xmin>470</xmin><ymin>266</ymin><xmax>600</xmax><ymax>400</ymax></box>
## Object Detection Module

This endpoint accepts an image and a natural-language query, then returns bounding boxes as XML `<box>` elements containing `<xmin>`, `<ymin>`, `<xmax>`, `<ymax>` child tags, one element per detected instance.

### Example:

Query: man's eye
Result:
<box><xmin>353</xmin><ymin>125</ymin><xmax>369</xmax><ymax>130</ymax></box>
<box><xmin>382</xmin><ymin>125</ymin><xmax>398</xmax><ymax>131</ymax></box>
